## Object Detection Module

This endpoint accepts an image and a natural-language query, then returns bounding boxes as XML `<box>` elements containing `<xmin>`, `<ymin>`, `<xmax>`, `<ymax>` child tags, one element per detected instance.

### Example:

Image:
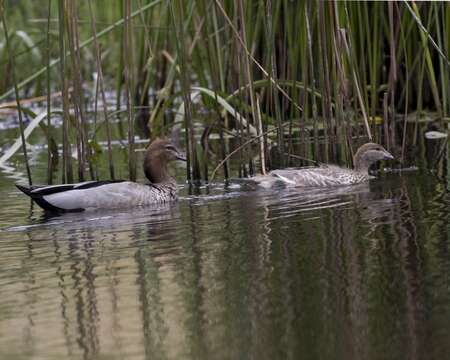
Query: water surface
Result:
<box><xmin>0</xmin><ymin>143</ymin><xmax>449</xmax><ymax>360</ymax></box>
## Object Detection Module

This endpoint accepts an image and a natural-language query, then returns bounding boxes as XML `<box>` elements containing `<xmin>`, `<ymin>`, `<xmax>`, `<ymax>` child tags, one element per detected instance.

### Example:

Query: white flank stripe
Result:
<box><xmin>274</xmin><ymin>173</ymin><xmax>296</xmax><ymax>185</ymax></box>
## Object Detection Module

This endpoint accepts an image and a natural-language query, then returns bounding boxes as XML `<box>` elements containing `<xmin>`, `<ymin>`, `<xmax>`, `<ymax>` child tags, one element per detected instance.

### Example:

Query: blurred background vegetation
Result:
<box><xmin>0</xmin><ymin>0</ymin><xmax>449</xmax><ymax>185</ymax></box>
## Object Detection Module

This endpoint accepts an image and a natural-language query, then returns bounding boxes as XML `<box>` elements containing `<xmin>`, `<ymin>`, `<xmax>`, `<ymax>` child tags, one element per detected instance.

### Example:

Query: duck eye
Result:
<box><xmin>165</xmin><ymin>145</ymin><xmax>177</xmax><ymax>152</ymax></box>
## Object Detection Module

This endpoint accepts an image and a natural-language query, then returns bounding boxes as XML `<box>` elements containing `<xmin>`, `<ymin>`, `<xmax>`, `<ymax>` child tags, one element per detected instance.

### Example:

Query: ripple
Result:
<box><xmin>0</xmin><ymin>171</ymin><xmax>449</xmax><ymax>359</ymax></box>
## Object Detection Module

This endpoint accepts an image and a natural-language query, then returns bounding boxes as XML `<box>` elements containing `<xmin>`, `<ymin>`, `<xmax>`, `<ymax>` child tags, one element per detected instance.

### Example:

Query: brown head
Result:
<box><xmin>353</xmin><ymin>143</ymin><xmax>394</xmax><ymax>173</ymax></box>
<box><xmin>143</xmin><ymin>138</ymin><xmax>186</xmax><ymax>183</ymax></box>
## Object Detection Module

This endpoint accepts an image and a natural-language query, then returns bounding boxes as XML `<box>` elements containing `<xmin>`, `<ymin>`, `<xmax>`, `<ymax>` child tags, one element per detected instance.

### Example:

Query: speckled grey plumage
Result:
<box><xmin>253</xmin><ymin>165</ymin><xmax>369</xmax><ymax>188</ymax></box>
<box><xmin>250</xmin><ymin>143</ymin><xmax>393</xmax><ymax>189</ymax></box>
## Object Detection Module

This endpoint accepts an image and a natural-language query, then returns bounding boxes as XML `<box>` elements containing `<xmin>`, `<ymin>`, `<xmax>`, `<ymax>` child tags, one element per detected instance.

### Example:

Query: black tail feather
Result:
<box><xmin>15</xmin><ymin>184</ymin><xmax>33</xmax><ymax>196</ymax></box>
<box><xmin>16</xmin><ymin>183</ymin><xmax>73</xmax><ymax>212</ymax></box>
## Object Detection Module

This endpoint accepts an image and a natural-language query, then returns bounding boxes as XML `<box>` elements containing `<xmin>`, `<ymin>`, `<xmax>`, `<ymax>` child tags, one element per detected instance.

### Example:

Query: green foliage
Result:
<box><xmin>0</xmin><ymin>1</ymin><xmax>449</xmax><ymax>183</ymax></box>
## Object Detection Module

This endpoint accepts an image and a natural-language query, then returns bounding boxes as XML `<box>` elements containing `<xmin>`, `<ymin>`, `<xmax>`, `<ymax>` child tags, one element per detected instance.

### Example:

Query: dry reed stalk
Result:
<box><xmin>256</xmin><ymin>95</ymin><xmax>266</xmax><ymax>175</ymax></box>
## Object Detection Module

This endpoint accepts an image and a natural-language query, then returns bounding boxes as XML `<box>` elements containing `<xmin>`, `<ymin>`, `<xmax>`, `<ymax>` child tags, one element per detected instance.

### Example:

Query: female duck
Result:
<box><xmin>252</xmin><ymin>143</ymin><xmax>394</xmax><ymax>188</ymax></box>
<box><xmin>16</xmin><ymin>138</ymin><xmax>186</xmax><ymax>212</ymax></box>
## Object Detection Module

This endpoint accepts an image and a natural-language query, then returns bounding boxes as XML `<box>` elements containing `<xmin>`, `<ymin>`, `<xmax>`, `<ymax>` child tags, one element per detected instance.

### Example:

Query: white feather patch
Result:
<box><xmin>273</xmin><ymin>173</ymin><xmax>296</xmax><ymax>185</ymax></box>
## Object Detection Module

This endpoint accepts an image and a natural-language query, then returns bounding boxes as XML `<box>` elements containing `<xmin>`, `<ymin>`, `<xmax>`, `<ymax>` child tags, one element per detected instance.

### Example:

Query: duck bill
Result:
<box><xmin>383</xmin><ymin>150</ymin><xmax>394</xmax><ymax>160</ymax></box>
<box><xmin>176</xmin><ymin>152</ymin><xmax>187</xmax><ymax>162</ymax></box>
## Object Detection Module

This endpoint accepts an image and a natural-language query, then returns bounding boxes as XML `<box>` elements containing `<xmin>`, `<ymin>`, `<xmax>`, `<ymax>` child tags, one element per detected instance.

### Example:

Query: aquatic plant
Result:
<box><xmin>0</xmin><ymin>1</ymin><xmax>449</xmax><ymax>184</ymax></box>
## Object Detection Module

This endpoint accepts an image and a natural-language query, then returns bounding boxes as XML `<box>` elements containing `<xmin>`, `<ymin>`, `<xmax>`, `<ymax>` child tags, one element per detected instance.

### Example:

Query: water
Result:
<box><xmin>0</xmin><ymin>138</ymin><xmax>449</xmax><ymax>359</ymax></box>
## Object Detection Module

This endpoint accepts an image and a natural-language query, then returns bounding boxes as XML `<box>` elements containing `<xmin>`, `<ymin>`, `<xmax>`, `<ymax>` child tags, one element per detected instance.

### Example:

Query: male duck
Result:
<box><xmin>252</xmin><ymin>143</ymin><xmax>394</xmax><ymax>188</ymax></box>
<box><xmin>16</xmin><ymin>138</ymin><xmax>186</xmax><ymax>212</ymax></box>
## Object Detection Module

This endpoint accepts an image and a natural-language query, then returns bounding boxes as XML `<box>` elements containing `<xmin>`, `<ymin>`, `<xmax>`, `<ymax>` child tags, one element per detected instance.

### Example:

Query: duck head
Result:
<box><xmin>354</xmin><ymin>142</ymin><xmax>394</xmax><ymax>173</ymax></box>
<box><xmin>144</xmin><ymin>138</ymin><xmax>186</xmax><ymax>183</ymax></box>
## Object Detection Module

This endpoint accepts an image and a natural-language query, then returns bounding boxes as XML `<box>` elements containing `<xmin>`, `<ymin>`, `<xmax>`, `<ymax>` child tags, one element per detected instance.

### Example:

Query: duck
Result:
<box><xmin>15</xmin><ymin>138</ymin><xmax>186</xmax><ymax>212</ymax></box>
<box><xmin>251</xmin><ymin>142</ymin><xmax>394</xmax><ymax>188</ymax></box>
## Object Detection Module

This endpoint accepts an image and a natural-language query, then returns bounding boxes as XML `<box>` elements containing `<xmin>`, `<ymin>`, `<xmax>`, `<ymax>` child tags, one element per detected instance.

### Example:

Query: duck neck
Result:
<box><xmin>354</xmin><ymin>156</ymin><xmax>370</xmax><ymax>174</ymax></box>
<box><xmin>145</xmin><ymin>156</ymin><xmax>173</xmax><ymax>184</ymax></box>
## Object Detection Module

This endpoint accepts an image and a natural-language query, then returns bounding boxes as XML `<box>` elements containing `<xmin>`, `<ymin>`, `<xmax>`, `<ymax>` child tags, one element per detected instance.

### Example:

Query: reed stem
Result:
<box><xmin>46</xmin><ymin>0</ymin><xmax>53</xmax><ymax>184</ymax></box>
<box><xmin>123</xmin><ymin>0</ymin><xmax>136</xmax><ymax>182</ymax></box>
<box><xmin>1</xmin><ymin>7</ymin><xmax>32</xmax><ymax>185</ymax></box>
<box><xmin>58</xmin><ymin>0</ymin><xmax>73</xmax><ymax>183</ymax></box>
<box><xmin>88</xmin><ymin>0</ymin><xmax>115</xmax><ymax>179</ymax></box>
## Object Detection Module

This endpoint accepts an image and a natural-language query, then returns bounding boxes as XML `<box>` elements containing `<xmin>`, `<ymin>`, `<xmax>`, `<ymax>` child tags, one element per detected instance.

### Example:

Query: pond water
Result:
<box><xmin>0</xmin><ymin>130</ymin><xmax>449</xmax><ymax>359</ymax></box>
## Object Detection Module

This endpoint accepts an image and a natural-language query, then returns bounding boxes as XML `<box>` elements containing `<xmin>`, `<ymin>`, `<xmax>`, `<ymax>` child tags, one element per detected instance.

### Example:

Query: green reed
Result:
<box><xmin>45</xmin><ymin>0</ymin><xmax>53</xmax><ymax>184</ymax></box>
<box><xmin>1</xmin><ymin>3</ymin><xmax>32</xmax><ymax>185</ymax></box>
<box><xmin>87</xmin><ymin>0</ymin><xmax>115</xmax><ymax>180</ymax></box>
<box><xmin>0</xmin><ymin>1</ymin><xmax>449</xmax><ymax>184</ymax></box>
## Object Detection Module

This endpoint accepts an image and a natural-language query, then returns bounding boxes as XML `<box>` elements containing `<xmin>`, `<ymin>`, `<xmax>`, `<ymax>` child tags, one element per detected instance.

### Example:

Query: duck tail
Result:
<box><xmin>15</xmin><ymin>183</ymin><xmax>33</xmax><ymax>196</ymax></box>
<box><xmin>16</xmin><ymin>183</ymin><xmax>70</xmax><ymax>212</ymax></box>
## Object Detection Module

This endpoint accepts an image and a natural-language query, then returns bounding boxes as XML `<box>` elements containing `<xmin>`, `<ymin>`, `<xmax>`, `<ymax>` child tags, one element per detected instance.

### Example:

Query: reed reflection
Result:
<box><xmin>0</xmin><ymin>168</ymin><xmax>449</xmax><ymax>359</ymax></box>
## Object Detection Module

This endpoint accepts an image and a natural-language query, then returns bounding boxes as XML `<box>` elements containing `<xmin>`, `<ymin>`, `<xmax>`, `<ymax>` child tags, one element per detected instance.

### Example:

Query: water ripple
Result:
<box><xmin>0</xmin><ymin>170</ymin><xmax>449</xmax><ymax>359</ymax></box>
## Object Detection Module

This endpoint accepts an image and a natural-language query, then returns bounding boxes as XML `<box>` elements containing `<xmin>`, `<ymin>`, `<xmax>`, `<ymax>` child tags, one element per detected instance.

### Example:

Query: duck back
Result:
<box><xmin>252</xmin><ymin>165</ymin><xmax>369</xmax><ymax>188</ymax></box>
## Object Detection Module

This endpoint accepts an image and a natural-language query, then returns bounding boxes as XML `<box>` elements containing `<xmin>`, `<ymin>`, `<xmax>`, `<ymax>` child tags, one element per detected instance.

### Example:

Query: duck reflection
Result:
<box><xmin>21</xmin><ymin>204</ymin><xmax>179</xmax><ymax>359</ymax></box>
<box><xmin>4</xmin><ymin>169</ymin><xmax>450</xmax><ymax>359</ymax></box>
